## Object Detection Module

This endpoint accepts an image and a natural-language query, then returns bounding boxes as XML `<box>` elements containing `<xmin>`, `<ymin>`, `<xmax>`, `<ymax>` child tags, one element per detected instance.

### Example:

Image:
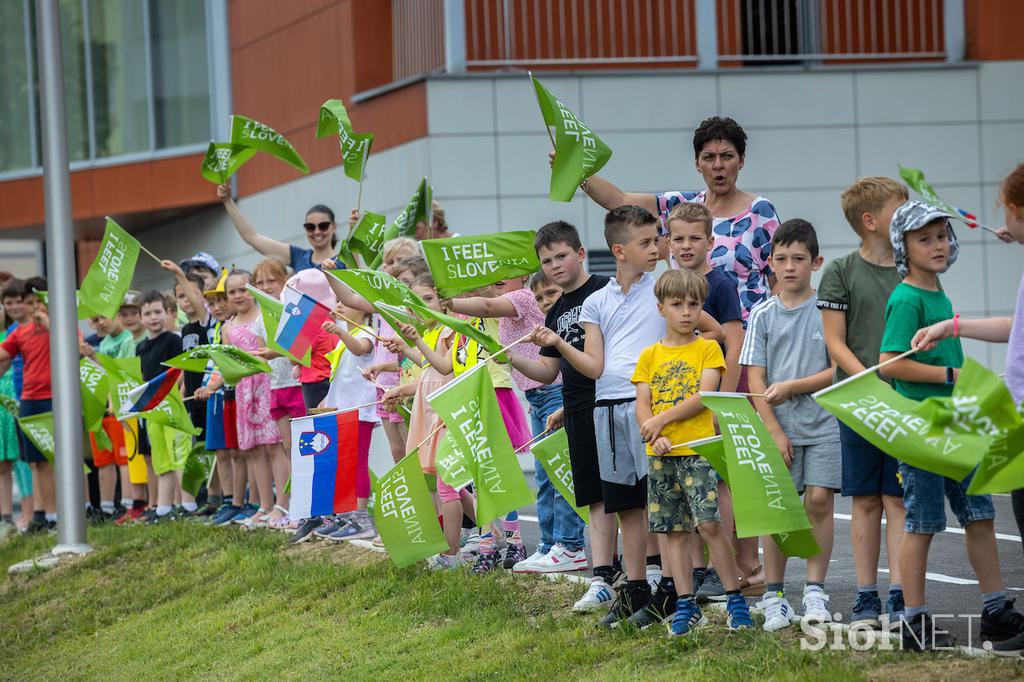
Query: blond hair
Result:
<box><xmin>395</xmin><ymin>256</ymin><xmax>430</xmax><ymax>279</ymax></box>
<box><xmin>666</xmin><ymin>202</ymin><xmax>713</xmax><ymax>237</ymax></box>
<box><xmin>840</xmin><ymin>177</ymin><xmax>909</xmax><ymax>234</ymax></box>
<box><xmin>654</xmin><ymin>268</ymin><xmax>707</xmax><ymax>304</ymax></box>
<box><xmin>381</xmin><ymin>237</ymin><xmax>418</xmax><ymax>265</ymax></box>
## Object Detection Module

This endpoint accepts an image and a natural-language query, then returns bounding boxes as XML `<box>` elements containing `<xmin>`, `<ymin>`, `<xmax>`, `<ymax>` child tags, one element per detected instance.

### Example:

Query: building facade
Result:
<box><xmin>1</xmin><ymin>0</ymin><xmax>1022</xmax><ymax>369</ymax></box>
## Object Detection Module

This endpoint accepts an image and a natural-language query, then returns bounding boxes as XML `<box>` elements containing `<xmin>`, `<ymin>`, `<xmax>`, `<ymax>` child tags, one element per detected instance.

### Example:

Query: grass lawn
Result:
<box><xmin>0</xmin><ymin>523</ymin><xmax>1021</xmax><ymax>681</ymax></box>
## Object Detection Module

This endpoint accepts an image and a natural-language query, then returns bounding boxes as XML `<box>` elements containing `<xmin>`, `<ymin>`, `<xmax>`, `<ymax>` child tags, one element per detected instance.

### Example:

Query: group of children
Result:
<box><xmin>1</xmin><ymin>158</ymin><xmax>1023</xmax><ymax>655</ymax></box>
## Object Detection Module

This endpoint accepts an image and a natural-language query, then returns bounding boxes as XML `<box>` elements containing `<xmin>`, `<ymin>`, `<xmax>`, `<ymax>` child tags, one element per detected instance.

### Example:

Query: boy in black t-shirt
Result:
<box><xmin>136</xmin><ymin>290</ymin><xmax>184</xmax><ymax>522</ymax></box>
<box><xmin>508</xmin><ymin>221</ymin><xmax>618</xmax><ymax>614</ymax></box>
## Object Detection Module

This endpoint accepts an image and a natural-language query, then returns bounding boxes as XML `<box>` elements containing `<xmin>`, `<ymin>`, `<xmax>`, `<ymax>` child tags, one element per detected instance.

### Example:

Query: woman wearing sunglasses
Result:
<box><xmin>217</xmin><ymin>184</ymin><xmax>340</xmax><ymax>272</ymax></box>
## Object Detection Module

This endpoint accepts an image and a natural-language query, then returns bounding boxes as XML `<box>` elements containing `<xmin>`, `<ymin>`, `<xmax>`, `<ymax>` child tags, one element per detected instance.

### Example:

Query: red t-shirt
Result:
<box><xmin>299</xmin><ymin>327</ymin><xmax>335</xmax><ymax>384</ymax></box>
<box><xmin>1</xmin><ymin>322</ymin><xmax>52</xmax><ymax>400</ymax></box>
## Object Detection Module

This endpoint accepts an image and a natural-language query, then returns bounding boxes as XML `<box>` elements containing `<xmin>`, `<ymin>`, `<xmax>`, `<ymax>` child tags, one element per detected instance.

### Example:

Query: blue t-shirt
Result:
<box><xmin>289</xmin><ymin>244</ymin><xmax>348</xmax><ymax>273</ymax></box>
<box><xmin>703</xmin><ymin>266</ymin><xmax>743</xmax><ymax>327</ymax></box>
<box><xmin>9</xmin><ymin>322</ymin><xmax>23</xmax><ymax>399</ymax></box>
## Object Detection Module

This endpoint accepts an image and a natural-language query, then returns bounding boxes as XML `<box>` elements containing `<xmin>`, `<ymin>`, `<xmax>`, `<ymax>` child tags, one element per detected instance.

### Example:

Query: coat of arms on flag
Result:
<box><xmin>289</xmin><ymin>410</ymin><xmax>359</xmax><ymax>519</ymax></box>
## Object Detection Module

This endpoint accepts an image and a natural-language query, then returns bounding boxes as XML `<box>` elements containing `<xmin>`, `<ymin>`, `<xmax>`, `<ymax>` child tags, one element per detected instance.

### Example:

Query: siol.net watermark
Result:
<box><xmin>799</xmin><ymin>611</ymin><xmax>985</xmax><ymax>651</ymax></box>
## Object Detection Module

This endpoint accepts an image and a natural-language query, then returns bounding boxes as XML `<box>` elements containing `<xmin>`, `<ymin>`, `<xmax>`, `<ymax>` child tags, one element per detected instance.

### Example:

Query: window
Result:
<box><xmin>0</xmin><ymin>0</ymin><xmax>216</xmax><ymax>175</ymax></box>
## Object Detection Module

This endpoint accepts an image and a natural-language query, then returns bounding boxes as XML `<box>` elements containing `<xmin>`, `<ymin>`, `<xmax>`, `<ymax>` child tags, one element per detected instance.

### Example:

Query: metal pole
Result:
<box><xmin>35</xmin><ymin>0</ymin><xmax>91</xmax><ymax>555</ymax></box>
<box><xmin>695</xmin><ymin>0</ymin><xmax>718</xmax><ymax>70</ymax></box>
<box><xmin>942</xmin><ymin>0</ymin><xmax>965</xmax><ymax>62</ymax></box>
<box><xmin>443</xmin><ymin>0</ymin><xmax>467</xmax><ymax>73</ymax></box>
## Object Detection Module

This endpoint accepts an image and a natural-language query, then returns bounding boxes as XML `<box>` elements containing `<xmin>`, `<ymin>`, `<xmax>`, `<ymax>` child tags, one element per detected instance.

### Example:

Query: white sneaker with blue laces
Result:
<box><xmin>802</xmin><ymin>586</ymin><xmax>832</xmax><ymax>623</ymax></box>
<box><xmin>757</xmin><ymin>592</ymin><xmax>795</xmax><ymax>632</ymax></box>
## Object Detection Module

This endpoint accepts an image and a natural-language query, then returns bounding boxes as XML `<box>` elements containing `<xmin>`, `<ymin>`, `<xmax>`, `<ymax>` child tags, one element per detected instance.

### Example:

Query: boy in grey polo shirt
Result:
<box><xmin>739</xmin><ymin>219</ymin><xmax>840</xmax><ymax>633</ymax></box>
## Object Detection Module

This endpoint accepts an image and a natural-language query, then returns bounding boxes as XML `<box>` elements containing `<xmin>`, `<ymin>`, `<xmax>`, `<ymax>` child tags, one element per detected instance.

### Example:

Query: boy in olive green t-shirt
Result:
<box><xmin>879</xmin><ymin>200</ymin><xmax>1023</xmax><ymax>653</ymax></box>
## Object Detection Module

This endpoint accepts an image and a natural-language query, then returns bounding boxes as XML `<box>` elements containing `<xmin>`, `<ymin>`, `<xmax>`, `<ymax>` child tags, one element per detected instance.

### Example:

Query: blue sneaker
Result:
<box><xmin>886</xmin><ymin>589</ymin><xmax>905</xmax><ymax>627</ymax></box>
<box><xmin>850</xmin><ymin>591</ymin><xmax>882</xmax><ymax>628</ymax></box>
<box><xmin>232</xmin><ymin>503</ymin><xmax>260</xmax><ymax>524</ymax></box>
<box><xmin>212</xmin><ymin>505</ymin><xmax>241</xmax><ymax>526</ymax></box>
<box><xmin>669</xmin><ymin>597</ymin><xmax>706</xmax><ymax>636</ymax></box>
<box><xmin>726</xmin><ymin>593</ymin><xmax>753</xmax><ymax>629</ymax></box>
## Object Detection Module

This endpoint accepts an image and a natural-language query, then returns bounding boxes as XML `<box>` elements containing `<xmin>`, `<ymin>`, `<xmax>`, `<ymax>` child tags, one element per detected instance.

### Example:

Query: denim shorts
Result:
<box><xmin>840</xmin><ymin>422</ymin><xmax>902</xmax><ymax>497</ymax></box>
<box><xmin>898</xmin><ymin>462</ymin><xmax>994</xmax><ymax>534</ymax></box>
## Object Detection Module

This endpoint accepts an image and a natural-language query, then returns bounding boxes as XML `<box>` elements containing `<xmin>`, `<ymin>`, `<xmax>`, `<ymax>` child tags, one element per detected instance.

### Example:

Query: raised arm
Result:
<box><xmin>217</xmin><ymin>184</ymin><xmax>291</xmax><ymax>261</ymax></box>
<box><xmin>549</xmin><ymin>152</ymin><xmax>657</xmax><ymax>212</ymax></box>
<box><xmin>444</xmin><ymin>294</ymin><xmax>517</xmax><ymax>319</ymax></box>
<box><xmin>161</xmin><ymin>260</ymin><xmax>208</xmax><ymax>325</ymax></box>
<box><xmin>912</xmin><ymin>316</ymin><xmax>1012</xmax><ymax>351</ymax></box>
<box><xmin>324</xmin><ymin>273</ymin><xmax>375</xmax><ymax>315</ymax></box>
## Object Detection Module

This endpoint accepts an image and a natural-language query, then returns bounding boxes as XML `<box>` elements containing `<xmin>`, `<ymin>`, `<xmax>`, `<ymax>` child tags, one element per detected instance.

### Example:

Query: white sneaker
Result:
<box><xmin>460</xmin><ymin>529</ymin><xmax>481</xmax><ymax>558</ymax></box>
<box><xmin>573</xmin><ymin>577</ymin><xmax>614</xmax><ymax>612</ymax></box>
<box><xmin>802</xmin><ymin>586</ymin><xmax>832</xmax><ymax>623</ymax></box>
<box><xmin>530</xmin><ymin>544</ymin><xmax>588</xmax><ymax>574</ymax></box>
<box><xmin>426</xmin><ymin>553</ymin><xmax>462</xmax><ymax>571</ymax></box>
<box><xmin>512</xmin><ymin>549</ymin><xmax>548</xmax><ymax>573</ymax></box>
<box><xmin>756</xmin><ymin>593</ymin><xmax>795</xmax><ymax>632</ymax></box>
<box><xmin>646</xmin><ymin>564</ymin><xmax>663</xmax><ymax>593</ymax></box>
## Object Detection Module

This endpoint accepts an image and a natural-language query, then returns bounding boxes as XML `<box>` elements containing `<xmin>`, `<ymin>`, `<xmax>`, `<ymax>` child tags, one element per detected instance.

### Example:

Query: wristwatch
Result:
<box><xmin>945</xmin><ymin>367</ymin><xmax>955</xmax><ymax>385</ymax></box>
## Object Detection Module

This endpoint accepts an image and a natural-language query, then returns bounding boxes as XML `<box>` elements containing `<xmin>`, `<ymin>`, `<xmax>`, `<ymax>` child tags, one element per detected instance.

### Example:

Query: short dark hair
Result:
<box><xmin>306</xmin><ymin>204</ymin><xmax>338</xmax><ymax>249</ymax></box>
<box><xmin>693</xmin><ymin>116</ymin><xmax>747</xmax><ymax>159</ymax></box>
<box><xmin>529</xmin><ymin>271</ymin><xmax>553</xmax><ymax>290</ymax></box>
<box><xmin>141</xmin><ymin>289</ymin><xmax>173</xmax><ymax>312</ymax></box>
<box><xmin>2</xmin><ymin>278</ymin><xmax>23</xmax><ymax>300</ymax></box>
<box><xmin>603</xmin><ymin>205</ymin><xmax>658</xmax><ymax>249</ymax></box>
<box><xmin>534</xmin><ymin>220</ymin><xmax>582</xmax><ymax>253</ymax></box>
<box><xmin>21</xmin><ymin>276</ymin><xmax>46</xmax><ymax>299</ymax></box>
<box><xmin>772</xmin><ymin>218</ymin><xmax>819</xmax><ymax>259</ymax></box>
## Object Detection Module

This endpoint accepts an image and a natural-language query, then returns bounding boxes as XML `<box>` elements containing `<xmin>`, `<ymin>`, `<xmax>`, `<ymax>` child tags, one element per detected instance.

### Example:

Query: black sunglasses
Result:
<box><xmin>303</xmin><ymin>221</ymin><xmax>333</xmax><ymax>232</ymax></box>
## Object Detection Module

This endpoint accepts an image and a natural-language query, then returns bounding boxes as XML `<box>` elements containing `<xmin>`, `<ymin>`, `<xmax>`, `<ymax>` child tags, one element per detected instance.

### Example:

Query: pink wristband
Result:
<box><xmin>952</xmin><ymin>313</ymin><xmax>960</xmax><ymax>338</ymax></box>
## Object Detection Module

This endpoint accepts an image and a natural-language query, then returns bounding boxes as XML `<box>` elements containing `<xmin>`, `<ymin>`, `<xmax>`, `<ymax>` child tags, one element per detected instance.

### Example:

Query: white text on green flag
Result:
<box><xmin>421</xmin><ymin>231</ymin><xmax>541</xmax><ymax>298</ymax></box>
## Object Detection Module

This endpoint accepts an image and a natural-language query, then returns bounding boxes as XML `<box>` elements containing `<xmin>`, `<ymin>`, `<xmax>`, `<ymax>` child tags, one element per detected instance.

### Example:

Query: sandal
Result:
<box><xmin>737</xmin><ymin>564</ymin><xmax>766</xmax><ymax>596</ymax></box>
<box><xmin>268</xmin><ymin>516</ymin><xmax>291</xmax><ymax>530</ymax></box>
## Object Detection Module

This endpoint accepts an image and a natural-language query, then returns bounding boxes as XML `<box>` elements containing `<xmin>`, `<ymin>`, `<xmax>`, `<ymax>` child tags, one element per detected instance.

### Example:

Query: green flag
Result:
<box><xmin>18</xmin><ymin>412</ymin><xmax>55</xmax><ymax>464</ymax></box>
<box><xmin>685</xmin><ymin>435</ymin><xmax>819</xmax><ymax>558</ymax></box>
<box><xmin>327</xmin><ymin>269</ymin><xmax>430</xmax><ymax>342</ymax></box>
<box><xmin>349</xmin><ymin>211</ymin><xmax>388</xmax><ymax>266</ymax></box>
<box><xmin>531</xmin><ymin>74</ymin><xmax>612</xmax><ymax>202</ymax></box>
<box><xmin>200</xmin><ymin>141</ymin><xmax>256</xmax><ymax>184</ymax></box>
<box><xmin>181</xmin><ymin>445</ymin><xmax>215</xmax><ymax>497</ymax></box>
<box><xmin>230</xmin><ymin>114</ymin><xmax>309</xmax><ymax>174</ymax></box>
<box><xmin>79</xmin><ymin>358</ymin><xmax>109</xmax><ymax>433</ymax></box>
<box><xmin>407</xmin><ymin>304</ymin><xmax>504</xmax><ymax>356</ymax></box>
<box><xmin>421</xmin><ymin>231</ymin><xmax>541</xmax><ymax>298</ymax></box>
<box><xmin>434</xmin><ymin>431</ymin><xmax>475</xmax><ymax>491</ymax></box>
<box><xmin>897</xmin><ymin>165</ymin><xmax>973</xmax><ymax>224</ymax></box>
<box><xmin>164</xmin><ymin>344</ymin><xmax>271</xmax><ymax>386</ymax></box>
<box><xmin>245</xmin><ymin>285</ymin><xmax>312</xmax><ymax>366</ymax></box>
<box><xmin>813</xmin><ymin>371</ymin><xmax>987</xmax><ymax>481</ymax></box>
<box><xmin>699</xmin><ymin>393</ymin><xmax>819</xmax><ymax>558</ymax></box>
<box><xmin>141</xmin><ymin>386</ymin><xmax>200</xmax><ymax>436</ymax></box>
<box><xmin>374</xmin><ymin>178</ymin><xmax>431</xmax><ymax>259</ymax></box>
<box><xmin>34</xmin><ymin>289</ymin><xmax>100</xmax><ymax>318</ymax></box>
<box><xmin>530</xmin><ymin>428</ymin><xmax>589</xmax><ymax>523</ymax></box>
<box><xmin>334</xmin><ymin>240</ymin><xmax>359</xmax><ymax>270</ymax></box>
<box><xmin>95</xmin><ymin>354</ymin><xmax>142</xmax><ymax>416</ymax></box>
<box><xmin>375</xmin><ymin>451</ymin><xmax>449</xmax><ymax>568</ymax></box>
<box><xmin>427</xmin><ymin>364</ymin><xmax>534</xmax><ymax>526</ymax></box>
<box><xmin>967</xmin><ymin>423</ymin><xmax>1024</xmax><ymax>495</ymax></box>
<box><xmin>316</xmin><ymin>99</ymin><xmax>373</xmax><ymax>182</ymax></box>
<box><xmin>79</xmin><ymin>217</ymin><xmax>140</xmax><ymax>320</ymax></box>
<box><xmin>913</xmin><ymin>357</ymin><xmax>1021</xmax><ymax>438</ymax></box>
<box><xmin>0</xmin><ymin>395</ymin><xmax>18</xmax><ymax>420</ymax></box>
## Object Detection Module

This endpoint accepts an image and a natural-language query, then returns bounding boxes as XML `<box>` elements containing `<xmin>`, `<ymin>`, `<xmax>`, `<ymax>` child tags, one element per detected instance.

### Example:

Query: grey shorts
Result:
<box><xmin>594</xmin><ymin>399</ymin><xmax>648</xmax><ymax>486</ymax></box>
<box><xmin>790</xmin><ymin>441</ymin><xmax>842</xmax><ymax>492</ymax></box>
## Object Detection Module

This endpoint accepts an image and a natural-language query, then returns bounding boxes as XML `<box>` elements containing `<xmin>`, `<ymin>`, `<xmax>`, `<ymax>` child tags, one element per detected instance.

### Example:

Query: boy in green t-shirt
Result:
<box><xmin>879</xmin><ymin>200</ymin><xmax>1024</xmax><ymax>653</ymax></box>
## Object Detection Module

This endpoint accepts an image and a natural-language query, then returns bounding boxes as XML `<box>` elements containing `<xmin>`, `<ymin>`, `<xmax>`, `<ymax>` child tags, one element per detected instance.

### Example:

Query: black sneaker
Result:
<box><xmin>695</xmin><ymin>568</ymin><xmax>727</xmax><ymax>602</ymax></box>
<box><xmin>598</xmin><ymin>581</ymin><xmax>652</xmax><ymax>629</ymax></box>
<box><xmin>981</xmin><ymin>599</ymin><xmax>1024</xmax><ymax>645</ymax></box>
<box><xmin>194</xmin><ymin>503</ymin><xmax>217</xmax><ymax>518</ymax></box>
<box><xmin>314</xmin><ymin>516</ymin><xmax>349</xmax><ymax>539</ymax></box>
<box><xmin>502</xmin><ymin>543</ymin><xmax>527</xmax><ymax>570</ymax></box>
<box><xmin>900</xmin><ymin>612</ymin><xmax>958</xmax><ymax>652</ymax></box>
<box><xmin>692</xmin><ymin>567</ymin><xmax>706</xmax><ymax>594</ymax></box>
<box><xmin>137</xmin><ymin>508</ymin><xmax>159</xmax><ymax>524</ymax></box>
<box><xmin>624</xmin><ymin>584</ymin><xmax>678</xmax><ymax>629</ymax></box>
<box><xmin>988</xmin><ymin>631</ymin><xmax>1024</xmax><ymax>657</ymax></box>
<box><xmin>290</xmin><ymin>517</ymin><xmax>324</xmax><ymax>545</ymax></box>
<box><xmin>610</xmin><ymin>556</ymin><xmax>626</xmax><ymax>588</ymax></box>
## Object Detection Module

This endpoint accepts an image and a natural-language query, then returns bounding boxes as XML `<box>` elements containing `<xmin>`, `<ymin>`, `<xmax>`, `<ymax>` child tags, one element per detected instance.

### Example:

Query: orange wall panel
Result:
<box><xmin>229</xmin><ymin>0</ymin><xmax>338</xmax><ymax>49</ymax></box>
<box><xmin>966</xmin><ymin>0</ymin><xmax>1024</xmax><ymax>60</ymax></box>
<box><xmin>0</xmin><ymin>177</ymin><xmax>45</xmax><ymax>229</ymax></box>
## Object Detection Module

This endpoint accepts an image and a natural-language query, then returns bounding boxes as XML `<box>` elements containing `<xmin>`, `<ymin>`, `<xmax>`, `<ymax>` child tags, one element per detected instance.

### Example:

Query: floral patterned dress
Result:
<box><xmin>223</xmin><ymin>318</ymin><xmax>281</xmax><ymax>450</ymax></box>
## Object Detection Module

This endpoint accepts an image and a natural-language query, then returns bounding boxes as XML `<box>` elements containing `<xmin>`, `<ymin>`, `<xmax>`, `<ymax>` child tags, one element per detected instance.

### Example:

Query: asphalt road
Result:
<box><xmin>511</xmin><ymin>474</ymin><xmax>1024</xmax><ymax>647</ymax></box>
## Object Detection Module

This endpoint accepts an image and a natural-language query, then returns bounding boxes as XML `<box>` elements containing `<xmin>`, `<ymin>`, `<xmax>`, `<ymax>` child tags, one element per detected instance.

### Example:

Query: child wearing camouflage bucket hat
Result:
<box><xmin>876</xmin><ymin>199</ymin><xmax>1024</xmax><ymax>652</ymax></box>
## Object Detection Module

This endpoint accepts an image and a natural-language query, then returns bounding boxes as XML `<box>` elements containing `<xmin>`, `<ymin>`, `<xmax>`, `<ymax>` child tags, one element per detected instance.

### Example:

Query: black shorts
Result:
<box><xmin>301</xmin><ymin>380</ymin><xmax>330</xmax><ymax>411</ymax></box>
<box><xmin>601</xmin><ymin>476</ymin><xmax>648</xmax><ymax>514</ymax></box>
<box><xmin>563</xmin><ymin>408</ymin><xmax>603</xmax><ymax>508</ymax></box>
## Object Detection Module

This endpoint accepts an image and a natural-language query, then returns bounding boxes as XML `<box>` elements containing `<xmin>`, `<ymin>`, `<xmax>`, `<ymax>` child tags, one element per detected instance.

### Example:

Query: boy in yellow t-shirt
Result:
<box><xmin>631</xmin><ymin>269</ymin><xmax>752</xmax><ymax>635</ymax></box>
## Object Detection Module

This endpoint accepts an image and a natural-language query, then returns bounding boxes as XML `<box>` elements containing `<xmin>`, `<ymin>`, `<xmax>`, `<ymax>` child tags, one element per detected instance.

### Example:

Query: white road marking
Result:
<box><xmin>832</xmin><ymin>512</ymin><xmax>1021</xmax><ymax>543</ymax></box>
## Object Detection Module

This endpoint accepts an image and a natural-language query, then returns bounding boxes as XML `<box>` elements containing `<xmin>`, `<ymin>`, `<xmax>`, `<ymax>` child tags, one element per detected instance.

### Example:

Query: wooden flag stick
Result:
<box><xmin>482</xmin><ymin>333</ymin><xmax>533</xmax><ymax>366</ymax></box>
<box><xmin>529</xmin><ymin>70</ymin><xmax>557</xmax><ymax>150</ymax></box>
<box><xmin>514</xmin><ymin>429</ymin><xmax>551</xmax><ymax>454</ymax></box>
<box><xmin>354</xmin><ymin>142</ymin><xmax>370</xmax><ymax>220</ymax></box>
<box><xmin>411</xmin><ymin>422</ymin><xmax>445</xmax><ymax>454</ymax></box>
<box><xmin>138</xmin><ymin>241</ymin><xmax>163</xmax><ymax>266</ymax></box>
<box><xmin>330</xmin><ymin>311</ymin><xmax>384</xmax><ymax>341</ymax></box>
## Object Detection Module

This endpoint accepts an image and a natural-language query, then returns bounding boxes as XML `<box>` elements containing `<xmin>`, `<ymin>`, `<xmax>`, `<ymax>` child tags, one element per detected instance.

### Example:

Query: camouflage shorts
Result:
<box><xmin>647</xmin><ymin>455</ymin><xmax>721</xmax><ymax>533</ymax></box>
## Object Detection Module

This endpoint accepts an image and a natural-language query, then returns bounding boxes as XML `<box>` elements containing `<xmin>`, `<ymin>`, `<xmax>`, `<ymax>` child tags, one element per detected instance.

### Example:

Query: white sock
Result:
<box><xmin>121</xmin><ymin>498</ymin><xmax>133</xmax><ymax>508</ymax></box>
<box><xmin>156</xmin><ymin>505</ymin><xmax>173</xmax><ymax>516</ymax></box>
<box><xmin>100</xmin><ymin>501</ymin><xmax>115</xmax><ymax>513</ymax></box>
<box><xmin>45</xmin><ymin>513</ymin><xmax>57</xmax><ymax>522</ymax></box>
<box><xmin>181</xmin><ymin>502</ymin><xmax>197</xmax><ymax>512</ymax></box>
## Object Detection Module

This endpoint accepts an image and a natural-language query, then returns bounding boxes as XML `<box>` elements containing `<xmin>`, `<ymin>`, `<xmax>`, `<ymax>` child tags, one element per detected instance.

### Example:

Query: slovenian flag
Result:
<box><xmin>119</xmin><ymin>367</ymin><xmax>182</xmax><ymax>416</ymax></box>
<box><xmin>276</xmin><ymin>286</ymin><xmax>331</xmax><ymax>360</ymax></box>
<box><xmin>289</xmin><ymin>410</ymin><xmax>359</xmax><ymax>519</ymax></box>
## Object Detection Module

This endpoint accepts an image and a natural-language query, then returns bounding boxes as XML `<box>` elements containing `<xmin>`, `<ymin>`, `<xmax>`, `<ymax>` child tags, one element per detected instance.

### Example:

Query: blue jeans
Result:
<box><xmin>898</xmin><ymin>462</ymin><xmax>994</xmax><ymax>534</ymax></box>
<box><xmin>526</xmin><ymin>384</ymin><xmax>585</xmax><ymax>553</ymax></box>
